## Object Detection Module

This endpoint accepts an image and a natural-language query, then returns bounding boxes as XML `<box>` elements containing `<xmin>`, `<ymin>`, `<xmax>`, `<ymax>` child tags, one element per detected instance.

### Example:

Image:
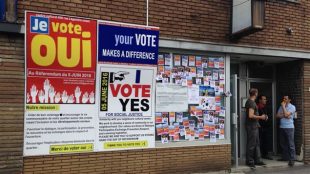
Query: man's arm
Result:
<box><xmin>249</xmin><ymin>108</ymin><xmax>266</xmax><ymax>120</ymax></box>
<box><xmin>281</xmin><ymin>105</ymin><xmax>292</xmax><ymax>118</ymax></box>
<box><xmin>276</xmin><ymin>108</ymin><xmax>284</xmax><ymax>118</ymax></box>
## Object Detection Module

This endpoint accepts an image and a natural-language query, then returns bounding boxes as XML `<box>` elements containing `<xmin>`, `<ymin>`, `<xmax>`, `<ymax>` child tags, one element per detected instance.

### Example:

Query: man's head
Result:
<box><xmin>282</xmin><ymin>95</ymin><xmax>292</xmax><ymax>104</ymax></box>
<box><xmin>249</xmin><ymin>88</ymin><xmax>258</xmax><ymax>98</ymax></box>
<box><xmin>258</xmin><ymin>95</ymin><xmax>267</xmax><ymax>105</ymax></box>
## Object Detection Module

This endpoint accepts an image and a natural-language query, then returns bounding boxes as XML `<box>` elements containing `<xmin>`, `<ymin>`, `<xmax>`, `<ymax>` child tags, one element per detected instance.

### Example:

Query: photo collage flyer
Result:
<box><xmin>156</xmin><ymin>53</ymin><xmax>226</xmax><ymax>143</ymax></box>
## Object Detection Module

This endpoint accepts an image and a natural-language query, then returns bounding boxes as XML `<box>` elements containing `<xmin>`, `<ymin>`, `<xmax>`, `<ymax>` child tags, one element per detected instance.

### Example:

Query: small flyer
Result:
<box><xmin>162</xmin><ymin>112</ymin><xmax>169</xmax><ymax>124</ymax></box>
<box><xmin>156</xmin><ymin>124</ymin><xmax>163</xmax><ymax>135</ymax></box>
<box><xmin>174</xmin><ymin>55</ymin><xmax>181</xmax><ymax>66</ymax></box>
<box><xmin>158</xmin><ymin>54</ymin><xmax>164</xmax><ymax>65</ymax></box>
<box><xmin>179</xmin><ymin>125</ymin><xmax>185</xmax><ymax>136</ymax></box>
<box><xmin>199</xmin><ymin>86</ymin><xmax>215</xmax><ymax>97</ymax></box>
<box><xmin>169</xmin><ymin>125</ymin><xmax>176</xmax><ymax>137</ymax></box>
<box><xmin>188</xmin><ymin>85</ymin><xmax>200</xmax><ymax>104</ymax></box>
<box><xmin>174</xmin><ymin>123</ymin><xmax>180</xmax><ymax>133</ymax></box>
<box><xmin>212</xmin><ymin>71</ymin><xmax>219</xmax><ymax>81</ymax></box>
<box><xmin>219</xmin><ymin>70</ymin><xmax>225</xmax><ymax>80</ymax></box>
<box><xmin>185</xmin><ymin>128</ymin><xmax>191</xmax><ymax>140</ymax></box>
<box><xmin>208</xmin><ymin>58</ymin><xmax>214</xmax><ymax>68</ymax></box>
<box><xmin>169</xmin><ymin>112</ymin><xmax>176</xmax><ymax>124</ymax></box>
<box><xmin>175</xmin><ymin>76</ymin><xmax>182</xmax><ymax>85</ymax></box>
<box><xmin>171</xmin><ymin>68</ymin><xmax>178</xmax><ymax>78</ymax></box>
<box><xmin>204</xmin><ymin>125</ymin><xmax>210</xmax><ymax>134</ymax></box>
<box><xmin>214</xmin><ymin>58</ymin><xmax>220</xmax><ymax>69</ymax></box>
<box><xmin>199</xmin><ymin>97</ymin><xmax>216</xmax><ymax>110</ymax></box>
<box><xmin>196</xmin><ymin>56</ymin><xmax>202</xmax><ymax>66</ymax></box>
<box><xmin>189</xmin><ymin>120</ymin><xmax>195</xmax><ymax>130</ymax></box>
<box><xmin>195</xmin><ymin>77</ymin><xmax>202</xmax><ymax>85</ymax></box>
<box><xmin>197</xmin><ymin>67</ymin><xmax>203</xmax><ymax>77</ymax></box>
<box><xmin>219</xmin><ymin>118</ymin><xmax>225</xmax><ymax>129</ymax></box>
<box><xmin>163</xmin><ymin>124</ymin><xmax>169</xmax><ymax>134</ymax></box>
<box><xmin>190</xmin><ymin>67</ymin><xmax>196</xmax><ymax>77</ymax></box>
<box><xmin>205</xmin><ymin>70</ymin><xmax>212</xmax><ymax>79</ymax></box>
<box><xmin>202</xmin><ymin>57</ymin><xmax>208</xmax><ymax>68</ymax></box>
<box><xmin>199</xmin><ymin>130</ymin><xmax>205</xmax><ymax>140</ymax></box>
<box><xmin>197</xmin><ymin>118</ymin><xmax>204</xmax><ymax>129</ymax></box>
<box><xmin>219</xmin><ymin>107</ymin><xmax>226</xmax><ymax>117</ymax></box>
<box><xmin>210</xmin><ymin>80</ymin><xmax>216</xmax><ymax>88</ymax></box>
<box><xmin>210</xmin><ymin>126</ymin><xmax>216</xmax><ymax>143</ymax></box>
<box><xmin>177</xmin><ymin>66</ymin><xmax>185</xmax><ymax>76</ymax></box>
<box><xmin>219</xmin><ymin>129</ymin><xmax>225</xmax><ymax>139</ymax></box>
<box><xmin>189</xmin><ymin>56</ymin><xmax>196</xmax><ymax>66</ymax></box>
<box><xmin>204</xmin><ymin>77</ymin><xmax>210</xmax><ymax>86</ymax></box>
<box><xmin>176</xmin><ymin>112</ymin><xmax>183</xmax><ymax>122</ymax></box>
<box><xmin>183</xmin><ymin>117</ymin><xmax>190</xmax><ymax>127</ymax></box>
<box><xmin>174</xmin><ymin>133</ymin><xmax>180</xmax><ymax>141</ymax></box>
<box><xmin>164</xmin><ymin>66</ymin><xmax>171</xmax><ymax>77</ymax></box>
<box><xmin>165</xmin><ymin>54</ymin><xmax>172</xmax><ymax>66</ymax></box>
<box><xmin>155</xmin><ymin>112</ymin><xmax>162</xmax><ymax>124</ymax></box>
<box><xmin>161</xmin><ymin>134</ymin><xmax>168</xmax><ymax>144</ymax></box>
<box><xmin>219</xmin><ymin>57</ymin><xmax>225</xmax><ymax>68</ymax></box>
<box><xmin>162</xmin><ymin>75</ymin><xmax>169</xmax><ymax>84</ymax></box>
<box><xmin>158</xmin><ymin>65</ymin><xmax>164</xmax><ymax>73</ymax></box>
<box><xmin>182</xmin><ymin>55</ymin><xmax>189</xmax><ymax>67</ymax></box>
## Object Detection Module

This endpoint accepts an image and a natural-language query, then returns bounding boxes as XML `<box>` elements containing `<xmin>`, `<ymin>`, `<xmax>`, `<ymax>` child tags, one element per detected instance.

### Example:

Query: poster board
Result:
<box><xmin>24</xmin><ymin>11</ymin><xmax>159</xmax><ymax>156</ymax></box>
<box><xmin>155</xmin><ymin>54</ymin><xmax>226</xmax><ymax>143</ymax></box>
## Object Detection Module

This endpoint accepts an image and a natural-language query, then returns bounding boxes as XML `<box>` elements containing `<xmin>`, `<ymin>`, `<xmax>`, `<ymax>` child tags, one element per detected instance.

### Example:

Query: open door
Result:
<box><xmin>230</xmin><ymin>74</ymin><xmax>238</xmax><ymax>167</ymax></box>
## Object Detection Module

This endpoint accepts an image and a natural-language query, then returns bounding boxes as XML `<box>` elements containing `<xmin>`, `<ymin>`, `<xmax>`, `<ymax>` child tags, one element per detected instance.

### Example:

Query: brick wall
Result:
<box><xmin>16</xmin><ymin>0</ymin><xmax>310</xmax><ymax>51</ymax></box>
<box><xmin>0</xmin><ymin>33</ymin><xmax>24</xmax><ymax>174</ymax></box>
<box><xmin>237</xmin><ymin>0</ymin><xmax>310</xmax><ymax>50</ymax></box>
<box><xmin>303</xmin><ymin>60</ymin><xmax>310</xmax><ymax>164</ymax></box>
<box><xmin>276</xmin><ymin>60</ymin><xmax>303</xmax><ymax>157</ymax></box>
<box><xmin>23</xmin><ymin>145</ymin><xmax>231</xmax><ymax>174</ymax></box>
<box><xmin>2</xmin><ymin>0</ymin><xmax>310</xmax><ymax>173</ymax></box>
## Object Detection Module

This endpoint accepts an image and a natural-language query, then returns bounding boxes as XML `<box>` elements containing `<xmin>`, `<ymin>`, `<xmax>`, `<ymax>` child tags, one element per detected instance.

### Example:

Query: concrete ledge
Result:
<box><xmin>159</xmin><ymin>37</ymin><xmax>310</xmax><ymax>59</ymax></box>
<box><xmin>0</xmin><ymin>22</ymin><xmax>24</xmax><ymax>34</ymax></box>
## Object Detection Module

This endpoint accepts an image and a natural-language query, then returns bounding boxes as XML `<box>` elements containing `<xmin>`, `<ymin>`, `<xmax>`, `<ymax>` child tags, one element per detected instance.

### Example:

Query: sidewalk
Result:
<box><xmin>244</xmin><ymin>165</ymin><xmax>310</xmax><ymax>174</ymax></box>
<box><xmin>231</xmin><ymin>158</ymin><xmax>304</xmax><ymax>173</ymax></box>
<box><xmin>191</xmin><ymin>158</ymin><xmax>305</xmax><ymax>174</ymax></box>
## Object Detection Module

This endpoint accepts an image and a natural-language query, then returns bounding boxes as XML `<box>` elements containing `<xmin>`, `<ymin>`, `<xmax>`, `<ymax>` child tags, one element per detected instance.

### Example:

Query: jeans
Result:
<box><xmin>279</xmin><ymin>128</ymin><xmax>296</xmax><ymax>161</ymax></box>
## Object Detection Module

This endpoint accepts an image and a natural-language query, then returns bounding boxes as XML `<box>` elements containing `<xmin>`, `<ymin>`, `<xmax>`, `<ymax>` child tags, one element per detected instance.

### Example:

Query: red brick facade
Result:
<box><xmin>0</xmin><ymin>0</ymin><xmax>310</xmax><ymax>173</ymax></box>
<box><xmin>23</xmin><ymin>145</ymin><xmax>230</xmax><ymax>174</ymax></box>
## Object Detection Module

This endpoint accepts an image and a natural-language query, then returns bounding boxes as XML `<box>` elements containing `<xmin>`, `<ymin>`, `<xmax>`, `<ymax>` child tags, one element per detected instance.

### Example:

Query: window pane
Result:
<box><xmin>248</xmin><ymin>64</ymin><xmax>273</xmax><ymax>79</ymax></box>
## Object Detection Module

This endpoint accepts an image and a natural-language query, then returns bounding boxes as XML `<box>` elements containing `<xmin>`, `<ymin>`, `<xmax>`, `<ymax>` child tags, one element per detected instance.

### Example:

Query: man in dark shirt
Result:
<box><xmin>245</xmin><ymin>88</ymin><xmax>267</xmax><ymax>168</ymax></box>
<box><xmin>257</xmin><ymin>95</ymin><xmax>273</xmax><ymax>160</ymax></box>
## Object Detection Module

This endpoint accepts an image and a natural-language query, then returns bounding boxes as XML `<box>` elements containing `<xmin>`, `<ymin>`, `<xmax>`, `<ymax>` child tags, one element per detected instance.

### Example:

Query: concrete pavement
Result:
<box><xmin>244</xmin><ymin>165</ymin><xmax>310</xmax><ymax>174</ymax></box>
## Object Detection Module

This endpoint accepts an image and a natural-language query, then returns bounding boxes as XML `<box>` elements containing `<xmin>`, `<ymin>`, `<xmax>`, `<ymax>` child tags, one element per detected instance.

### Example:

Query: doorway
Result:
<box><xmin>230</xmin><ymin>62</ymin><xmax>277</xmax><ymax>166</ymax></box>
<box><xmin>249</xmin><ymin>81</ymin><xmax>275</xmax><ymax>157</ymax></box>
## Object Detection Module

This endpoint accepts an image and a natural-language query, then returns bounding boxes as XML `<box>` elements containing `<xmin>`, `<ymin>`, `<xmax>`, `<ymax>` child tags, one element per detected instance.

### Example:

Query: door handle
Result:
<box><xmin>232</xmin><ymin>113</ymin><xmax>238</xmax><ymax>125</ymax></box>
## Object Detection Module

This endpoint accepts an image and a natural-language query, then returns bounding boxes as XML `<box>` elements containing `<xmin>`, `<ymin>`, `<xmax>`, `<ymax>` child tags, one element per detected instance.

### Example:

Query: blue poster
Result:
<box><xmin>98</xmin><ymin>22</ymin><xmax>159</xmax><ymax>65</ymax></box>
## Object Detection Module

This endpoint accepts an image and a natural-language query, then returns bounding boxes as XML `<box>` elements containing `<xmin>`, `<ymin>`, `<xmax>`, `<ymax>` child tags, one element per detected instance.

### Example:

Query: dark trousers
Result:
<box><xmin>246</xmin><ymin>126</ymin><xmax>262</xmax><ymax>164</ymax></box>
<box><xmin>259</xmin><ymin>127</ymin><xmax>273</xmax><ymax>157</ymax></box>
<box><xmin>279</xmin><ymin>128</ymin><xmax>295</xmax><ymax>161</ymax></box>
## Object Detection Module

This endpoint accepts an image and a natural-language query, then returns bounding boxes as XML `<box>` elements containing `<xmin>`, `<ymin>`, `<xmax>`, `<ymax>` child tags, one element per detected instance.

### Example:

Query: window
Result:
<box><xmin>0</xmin><ymin>0</ymin><xmax>18</xmax><ymax>22</ymax></box>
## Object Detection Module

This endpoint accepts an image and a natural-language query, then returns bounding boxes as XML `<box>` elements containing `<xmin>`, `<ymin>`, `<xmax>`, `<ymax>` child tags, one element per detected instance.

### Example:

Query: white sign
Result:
<box><xmin>188</xmin><ymin>85</ymin><xmax>199</xmax><ymax>104</ymax></box>
<box><xmin>97</xmin><ymin>64</ymin><xmax>156</xmax><ymax>150</ymax></box>
<box><xmin>156</xmin><ymin>84</ymin><xmax>188</xmax><ymax>112</ymax></box>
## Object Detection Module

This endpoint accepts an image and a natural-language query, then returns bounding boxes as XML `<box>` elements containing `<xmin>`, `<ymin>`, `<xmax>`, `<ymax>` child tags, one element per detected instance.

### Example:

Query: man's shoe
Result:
<box><xmin>247</xmin><ymin>163</ymin><xmax>256</xmax><ymax>169</ymax></box>
<box><xmin>255</xmin><ymin>161</ymin><xmax>266</xmax><ymax>166</ymax></box>
<box><xmin>277</xmin><ymin>158</ymin><xmax>288</xmax><ymax>161</ymax></box>
<box><xmin>288</xmin><ymin>160</ymin><xmax>295</xmax><ymax>167</ymax></box>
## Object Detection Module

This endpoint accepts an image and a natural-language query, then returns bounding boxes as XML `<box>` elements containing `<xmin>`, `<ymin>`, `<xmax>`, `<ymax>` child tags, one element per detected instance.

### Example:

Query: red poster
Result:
<box><xmin>26</xmin><ymin>12</ymin><xmax>97</xmax><ymax>104</ymax></box>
